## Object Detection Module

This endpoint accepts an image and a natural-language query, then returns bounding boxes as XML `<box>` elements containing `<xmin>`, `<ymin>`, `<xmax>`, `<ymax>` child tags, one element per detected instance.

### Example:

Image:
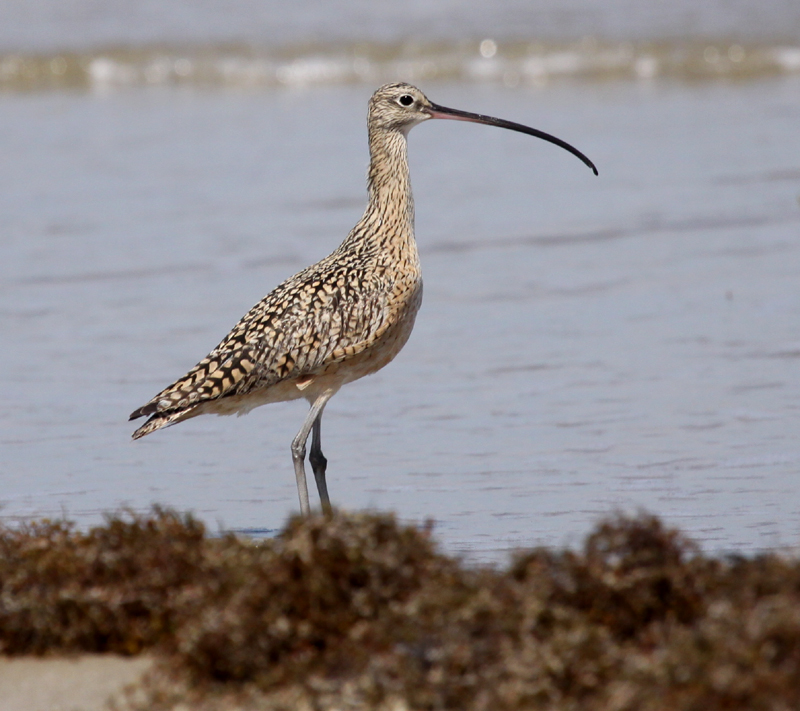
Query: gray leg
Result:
<box><xmin>291</xmin><ymin>391</ymin><xmax>334</xmax><ymax>516</ymax></box>
<box><xmin>309</xmin><ymin>410</ymin><xmax>331</xmax><ymax>515</ymax></box>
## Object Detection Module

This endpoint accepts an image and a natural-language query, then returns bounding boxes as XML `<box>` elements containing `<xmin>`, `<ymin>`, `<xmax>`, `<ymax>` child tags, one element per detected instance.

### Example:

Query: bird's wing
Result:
<box><xmin>129</xmin><ymin>263</ymin><xmax>393</xmax><ymax>427</ymax></box>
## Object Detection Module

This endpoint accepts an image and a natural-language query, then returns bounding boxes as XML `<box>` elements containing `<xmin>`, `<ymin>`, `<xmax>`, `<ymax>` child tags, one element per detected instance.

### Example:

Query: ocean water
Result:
<box><xmin>2</xmin><ymin>1</ymin><xmax>800</xmax><ymax>561</ymax></box>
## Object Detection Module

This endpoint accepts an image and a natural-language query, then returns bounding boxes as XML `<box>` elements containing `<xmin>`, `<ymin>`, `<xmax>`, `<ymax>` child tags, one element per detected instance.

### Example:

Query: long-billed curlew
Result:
<box><xmin>130</xmin><ymin>82</ymin><xmax>597</xmax><ymax>516</ymax></box>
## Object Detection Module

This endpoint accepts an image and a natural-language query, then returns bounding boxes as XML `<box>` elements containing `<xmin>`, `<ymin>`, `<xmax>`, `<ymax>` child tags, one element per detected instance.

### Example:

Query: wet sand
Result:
<box><xmin>0</xmin><ymin>654</ymin><xmax>152</xmax><ymax>711</ymax></box>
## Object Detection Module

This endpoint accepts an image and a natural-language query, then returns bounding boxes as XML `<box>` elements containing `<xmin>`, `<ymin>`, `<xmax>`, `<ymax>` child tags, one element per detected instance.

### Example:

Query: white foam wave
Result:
<box><xmin>1</xmin><ymin>40</ymin><xmax>799</xmax><ymax>92</ymax></box>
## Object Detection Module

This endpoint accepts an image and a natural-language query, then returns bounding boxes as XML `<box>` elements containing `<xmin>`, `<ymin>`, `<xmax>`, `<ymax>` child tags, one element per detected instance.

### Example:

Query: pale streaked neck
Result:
<box><xmin>364</xmin><ymin>126</ymin><xmax>415</xmax><ymax>229</ymax></box>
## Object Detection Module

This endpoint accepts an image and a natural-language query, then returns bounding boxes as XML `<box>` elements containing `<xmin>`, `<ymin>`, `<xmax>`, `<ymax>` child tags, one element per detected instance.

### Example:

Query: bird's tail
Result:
<box><xmin>130</xmin><ymin>405</ymin><xmax>201</xmax><ymax>440</ymax></box>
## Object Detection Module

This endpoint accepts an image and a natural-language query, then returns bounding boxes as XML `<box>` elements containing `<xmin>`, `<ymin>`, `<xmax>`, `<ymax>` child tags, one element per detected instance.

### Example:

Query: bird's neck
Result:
<box><xmin>366</xmin><ymin>126</ymin><xmax>414</xmax><ymax>218</ymax></box>
<box><xmin>346</xmin><ymin>127</ymin><xmax>416</xmax><ymax>256</ymax></box>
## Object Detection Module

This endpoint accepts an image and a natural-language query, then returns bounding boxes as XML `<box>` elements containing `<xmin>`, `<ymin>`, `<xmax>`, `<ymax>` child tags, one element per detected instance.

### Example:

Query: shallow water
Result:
<box><xmin>2</xmin><ymin>68</ymin><xmax>800</xmax><ymax>560</ymax></box>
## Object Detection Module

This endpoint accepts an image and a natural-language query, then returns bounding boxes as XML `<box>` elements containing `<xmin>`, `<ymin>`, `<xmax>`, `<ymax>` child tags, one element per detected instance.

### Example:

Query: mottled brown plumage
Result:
<box><xmin>130</xmin><ymin>82</ymin><xmax>597</xmax><ymax>515</ymax></box>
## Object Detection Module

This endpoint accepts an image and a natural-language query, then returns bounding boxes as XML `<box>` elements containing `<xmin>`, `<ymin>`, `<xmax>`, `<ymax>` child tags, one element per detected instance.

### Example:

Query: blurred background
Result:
<box><xmin>1</xmin><ymin>1</ymin><xmax>799</xmax><ymax>561</ymax></box>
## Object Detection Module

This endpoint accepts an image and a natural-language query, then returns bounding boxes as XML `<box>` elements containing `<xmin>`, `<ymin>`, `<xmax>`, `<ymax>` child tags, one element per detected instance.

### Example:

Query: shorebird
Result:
<box><xmin>130</xmin><ymin>82</ymin><xmax>597</xmax><ymax>516</ymax></box>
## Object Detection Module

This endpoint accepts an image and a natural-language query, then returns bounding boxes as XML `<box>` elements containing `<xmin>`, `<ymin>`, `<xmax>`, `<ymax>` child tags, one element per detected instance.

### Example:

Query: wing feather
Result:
<box><xmin>130</xmin><ymin>261</ymin><xmax>393</xmax><ymax>433</ymax></box>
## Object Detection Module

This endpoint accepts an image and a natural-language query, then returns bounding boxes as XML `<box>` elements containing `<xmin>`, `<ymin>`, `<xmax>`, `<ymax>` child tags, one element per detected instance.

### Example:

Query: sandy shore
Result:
<box><xmin>0</xmin><ymin>654</ymin><xmax>153</xmax><ymax>711</ymax></box>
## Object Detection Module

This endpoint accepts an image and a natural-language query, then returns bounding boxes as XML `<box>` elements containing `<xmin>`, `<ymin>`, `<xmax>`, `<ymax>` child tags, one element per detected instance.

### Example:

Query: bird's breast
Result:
<box><xmin>325</xmin><ymin>276</ymin><xmax>423</xmax><ymax>385</ymax></box>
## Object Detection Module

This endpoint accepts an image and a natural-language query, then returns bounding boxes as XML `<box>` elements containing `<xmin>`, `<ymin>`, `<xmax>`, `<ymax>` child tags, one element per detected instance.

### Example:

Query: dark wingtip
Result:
<box><xmin>129</xmin><ymin>402</ymin><xmax>157</xmax><ymax>421</ymax></box>
<box><xmin>131</xmin><ymin>411</ymin><xmax>162</xmax><ymax>439</ymax></box>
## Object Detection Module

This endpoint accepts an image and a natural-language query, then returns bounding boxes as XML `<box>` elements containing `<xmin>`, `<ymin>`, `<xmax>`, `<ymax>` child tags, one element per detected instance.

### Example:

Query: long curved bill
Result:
<box><xmin>426</xmin><ymin>102</ymin><xmax>598</xmax><ymax>176</ymax></box>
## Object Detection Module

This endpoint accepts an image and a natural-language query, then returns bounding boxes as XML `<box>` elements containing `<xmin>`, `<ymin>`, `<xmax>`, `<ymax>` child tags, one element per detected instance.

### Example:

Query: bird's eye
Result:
<box><xmin>398</xmin><ymin>94</ymin><xmax>414</xmax><ymax>107</ymax></box>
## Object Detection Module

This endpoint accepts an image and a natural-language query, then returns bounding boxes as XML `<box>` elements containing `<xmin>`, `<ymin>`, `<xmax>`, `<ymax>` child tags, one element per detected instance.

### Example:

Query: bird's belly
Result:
<box><xmin>199</xmin><ymin>378</ymin><xmax>309</xmax><ymax>417</ymax></box>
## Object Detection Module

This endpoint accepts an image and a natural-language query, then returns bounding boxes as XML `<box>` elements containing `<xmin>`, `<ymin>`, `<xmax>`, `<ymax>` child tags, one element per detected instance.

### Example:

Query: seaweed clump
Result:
<box><xmin>1</xmin><ymin>509</ymin><xmax>800</xmax><ymax>710</ymax></box>
<box><xmin>0</xmin><ymin>507</ymin><xmax>206</xmax><ymax>655</ymax></box>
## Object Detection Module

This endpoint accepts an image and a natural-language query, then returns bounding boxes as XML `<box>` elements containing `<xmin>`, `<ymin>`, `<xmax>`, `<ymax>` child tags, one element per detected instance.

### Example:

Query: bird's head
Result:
<box><xmin>367</xmin><ymin>82</ymin><xmax>598</xmax><ymax>175</ymax></box>
<box><xmin>367</xmin><ymin>82</ymin><xmax>434</xmax><ymax>134</ymax></box>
